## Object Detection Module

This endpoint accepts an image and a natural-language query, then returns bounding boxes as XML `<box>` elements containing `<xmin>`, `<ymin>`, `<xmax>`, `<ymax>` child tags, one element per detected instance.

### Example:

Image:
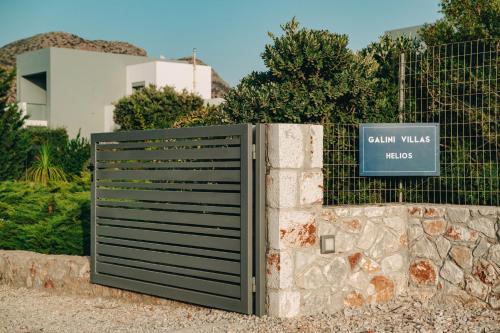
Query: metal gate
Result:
<box><xmin>89</xmin><ymin>124</ymin><xmax>265</xmax><ymax>315</ymax></box>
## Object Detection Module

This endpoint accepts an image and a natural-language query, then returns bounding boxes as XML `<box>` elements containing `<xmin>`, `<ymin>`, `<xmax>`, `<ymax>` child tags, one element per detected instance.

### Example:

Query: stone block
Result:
<box><xmin>423</xmin><ymin>207</ymin><xmax>445</xmax><ymax>218</ymax></box>
<box><xmin>409</xmin><ymin>259</ymin><xmax>437</xmax><ymax>286</ymax></box>
<box><xmin>317</xmin><ymin>220</ymin><xmax>337</xmax><ymax>237</ymax></box>
<box><xmin>356</xmin><ymin>221</ymin><xmax>378</xmax><ymax>250</ymax></box>
<box><xmin>268</xmin><ymin>290</ymin><xmax>301</xmax><ymax>318</ymax></box>
<box><xmin>472</xmin><ymin>259</ymin><xmax>497</xmax><ymax>286</ymax></box>
<box><xmin>410</xmin><ymin>236</ymin><xmax>440</xmax><ymax>262</ymax></box>
<box><xmin>408</xmin><ymin>206</ymin><xmax>423</xmax><ymax>218</ymax></box>
<box><xmin>266</xmin><ymin>170</ymin><xmax>298</xmax><ymax>209</ymax></box>
<box><xmin>348</xmin><ymin>271</ymin><xmax>371</xmax><ymax>293</ymax></box>
<box><xmin>465</xmin><ymin>276</ymin><xmax>489</xmax><ymax>301</ymax></box>
<box><xmin>381</xmin><ymin>253</ymin><xmax>404</xmax><ymax>273</ymax></box>
<box><xmin>344</xmin><ymin>291</ymin><xmax>365</xmax><ymax>308</ymax></box>
<box><xmin>334</xmin><ymin>231</ymin><xmax>355</xmax><ymax>253</ymax></box>
<box><xmin>359</xmin><ymin>256</ymin><xmax>381</xmax><ymax>274</ymax></box>
<box><xmin>280</xmin><ymin>223</ymin><xmax>317</xmax><ymax>249</ymax></box>
<box><xmin>323</xmin><ymin>257</ymin><xmax>348</xmax><ymax>289</ymax></box>
<box><xmin>422</xmin><ymin>219</ymin><xmax>447</xmax><ymax>236</ymax></box>
<box><xmin>348</xmin><ymin>252</ymin><xmax>362</xmax><ymax>270</ymax></box>
<box><xmin>473</xmin><ymin>237</ymin><xmax>491</xmax><ymax>258</ymax></box>
<box><xmin>467</xmin><ymin>217</ymin><xmax>496</xmax><ymax>239</ymax></box>
<box><xmin>489</xmin><ymin>292</ymin><xmax>500</xmax><ymax>309</ymax></box>
<box><xmin>369</xmin><ymin>229</ymin><xmax>400</xmax><ymax>260</ymax></box>
<box><xmin>339</xmin><ymin>217</ymin><xmax>364</xmax><ymax>233</ymax></box>
<box><xmin>300</xmin><ymin>290</ymin><xmax>327</xmax><ymax>315</ymax></box>
<box><xmin>266</xmin><ymin>250</ymin><xmax>294</xmax><ymax>289</ymax></box>
<box><xmin>446</xmin><ymin>207</ymin><xmax>469</xmax><ymax>224</ymax></box>
<box><xmin>267</xmin><ymin>124</ymin><xmax>304</xmax><ymax>169</ymax></box>
<box><xmin>307</xmin><ymin>125</ymin><xmax>323</xmax><ymax>169</ymax></box>
<box><xmin>445</xmin><ymin>224</ymin><xmax>478</xmax><ymax>243</ymax></box>
<box><xmin>440</xmin><ymin>260</ymin><xmax>464</xmax><ymax>285</ymax></box>
<box><xmin>435</xmin><ymin>236</ymin><xmax>452</xmax><ymax>259</ymax></box>
<box><xmin>488</xmin><ymin>244</ymin><xmax>500</xmax><ymax>267</ymax></box>
<box><xmin>299</xmin><ymin>171</ymin><xmax>323</xmax><ymax>206</ymax></box>
<box><xmin>383</xmin><ymin>216</ymin><xmax>406</xmax><ymax>233</ymax></box>
<box><xmin>296</xmin><ymin>265</ymin><xmax>325</xmax><ymax>290</ymax></box>
<box><xmin>268</xmin><ymin>209</ymin><xmax>316</xmax><ymax>250</ymax></box>
<box><xmin>449</xmin><ymin>245</ymin><xmax>473</xmax><ymax>272</ymax></box>
<box><xmin>320</xmin><ymin>208</ymin><xmax>336</xmax><ymax>222</ymax></box>
<box><xmin>408</xmin><ymin>224</ymin><xmax>424</xmax><ymax>243</ymax></box>
<box><xmin>364</xmin><ymin>206</ymin><xmax>385</xmax><ymax>217</ymax></box>
<box><xmin>368</xmin><ymin>275</ymin><xmax>395</xmax><ymax>304</ymax></box>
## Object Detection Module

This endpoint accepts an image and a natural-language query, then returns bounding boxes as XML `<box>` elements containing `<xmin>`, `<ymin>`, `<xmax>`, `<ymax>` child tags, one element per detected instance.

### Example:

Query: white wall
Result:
<box><xmin>126</xmin><ymin>61</ymin><xmax>212</xmax><ymax>99</ymax></box>
<box><xmin>156</xmin><ymin>61</ymin><xmax>211</xmax><ymax>99</ymax></box>
<box><xmin>125</xmin><ymin>62</ymin><xmax>157</xmax><ymax>95</ymax></box>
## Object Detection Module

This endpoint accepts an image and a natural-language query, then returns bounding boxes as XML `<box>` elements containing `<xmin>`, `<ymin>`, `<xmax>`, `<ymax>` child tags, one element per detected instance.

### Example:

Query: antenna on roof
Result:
<box><xmin>192</xmin><ymin>48</ymin><xmax>197</xmax><ymax>93</ymax></box>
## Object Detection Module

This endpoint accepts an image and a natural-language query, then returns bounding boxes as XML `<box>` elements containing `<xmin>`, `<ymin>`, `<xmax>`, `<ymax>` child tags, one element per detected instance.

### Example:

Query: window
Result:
<box><xmin>132</xmin><ymin>81</ymin><xmax>145</xmax><ymax>91</ymax></box>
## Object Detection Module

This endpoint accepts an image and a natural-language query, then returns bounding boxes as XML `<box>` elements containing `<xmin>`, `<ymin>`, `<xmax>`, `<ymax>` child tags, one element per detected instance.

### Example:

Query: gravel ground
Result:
<box><xmin>0</xmin><ymin>285</ymin><xmax>498</xmax><ymax>333</ymax></box>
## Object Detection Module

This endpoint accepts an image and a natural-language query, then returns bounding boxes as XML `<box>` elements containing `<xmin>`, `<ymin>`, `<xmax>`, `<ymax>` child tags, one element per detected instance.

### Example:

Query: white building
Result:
<box><xmin>16</xmin><ymin>47</ymin><xmax>212</xmax><ymax>138</ymax></box>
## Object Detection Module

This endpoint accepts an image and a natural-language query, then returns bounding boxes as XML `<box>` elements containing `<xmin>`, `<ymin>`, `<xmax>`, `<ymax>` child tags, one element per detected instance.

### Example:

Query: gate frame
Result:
<box><xmin>90</xmin><ymin>124</ymin><xmax>266</xmax><ymax>315</ymax></box>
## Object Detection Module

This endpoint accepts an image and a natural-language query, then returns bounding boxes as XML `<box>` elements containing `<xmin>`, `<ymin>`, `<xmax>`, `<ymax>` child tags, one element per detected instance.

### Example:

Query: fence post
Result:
<box><xmin>398</xmin><ymin>52</ymin><xmax>406</xmax><ymax>203</ymax></box>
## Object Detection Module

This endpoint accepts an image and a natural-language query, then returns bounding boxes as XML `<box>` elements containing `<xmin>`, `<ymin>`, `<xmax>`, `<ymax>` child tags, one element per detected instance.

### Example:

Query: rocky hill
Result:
<box><xmin>0</xmin><ymin>32</ymin><xmax>229</xmax><ymax>100</ymax></box>
<box><xmin>0</xmin><ymin>32</ymin><xmax>147</xmax><ymax>68</ymax></box>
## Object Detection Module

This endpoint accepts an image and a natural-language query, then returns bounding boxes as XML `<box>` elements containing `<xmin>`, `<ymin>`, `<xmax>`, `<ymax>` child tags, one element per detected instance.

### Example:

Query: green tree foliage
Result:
<box><xmin>223</xmin><ymin>18</ymin><xmax>379</xmax><ymax>124</ymax></box>
<box><xmin>420</xmin><ymin>0</ymin><xmax>500</xmax><ymax>44</ymax></box>
<box><xmin>26</xmin><ymin>144</ymin><xmax>67</xmax><ymax>185</ymax></box>
<box><xmin>113</xmin><ymin>85</ymin><xmax>205</xmax><ymax>130</ymax></box>
<box><xmin>173</xmin><ymin>104</ymin><xmax>231</xmax><ymax>128</ymax></box>
<box><xmin>0</xmin><ymin>180</ymin><xmax>90</xmax><ymax>255</ymax></box>
<box><xmin>26</xmin><ymin>127</ymin><xmax>90</xmax><ymax>178</ymax></box>
<box><xmin>360</xmin><ymin>35</ymin><xmax>420</xmax><ymax>122</ymax></box>
<box><xmin>0</xmin><ymin>68</ymin><xmax>30</xmax><ymax>181</ymax></box>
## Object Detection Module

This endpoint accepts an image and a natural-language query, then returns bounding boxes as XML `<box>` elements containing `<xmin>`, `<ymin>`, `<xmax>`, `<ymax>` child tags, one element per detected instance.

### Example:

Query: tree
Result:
<box><xmin>360</xmin><ymin>35</ymin><xmax>420</xmax><ymax>122</ymax></box>
<box><xmin>0</xmin><ymin>67</ymin><xmax>30</xmax><ymax>180</ymax></box>
<box><xmin>113</xmin><ymin>84</ymin><xmax>205</xmax><ymax>130</ymax></box>
<box><xmin>419</xmin><ymin>0</ymin><xmax>500</xmax><ymax>44</ymax></box>
<box><xmin>223</xmin><ymin>18</ymin><xmax>379</xmax><ymax>125</ymax></box>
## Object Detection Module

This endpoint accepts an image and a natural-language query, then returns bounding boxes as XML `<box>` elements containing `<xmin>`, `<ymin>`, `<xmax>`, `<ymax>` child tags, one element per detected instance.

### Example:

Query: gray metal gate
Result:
<box><xmin>89</xmin><ymin>124</ymin><xmax>265</xmax><ymax>315</ymax></box>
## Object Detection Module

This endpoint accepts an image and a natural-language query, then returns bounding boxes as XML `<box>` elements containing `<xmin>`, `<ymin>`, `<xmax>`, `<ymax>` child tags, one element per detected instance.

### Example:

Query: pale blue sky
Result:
<box><xmin>0</xmin><ymin>0</ymin><xmax>442</xmax><ymax>86</ymax></box>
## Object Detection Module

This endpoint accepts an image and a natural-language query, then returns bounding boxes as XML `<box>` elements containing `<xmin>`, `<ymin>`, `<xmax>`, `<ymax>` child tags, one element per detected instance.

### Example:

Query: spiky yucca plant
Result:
<box><xmin>26</xmin><ymin>144</ymin><xmax>67</xmax><ymax>185</ymax></box>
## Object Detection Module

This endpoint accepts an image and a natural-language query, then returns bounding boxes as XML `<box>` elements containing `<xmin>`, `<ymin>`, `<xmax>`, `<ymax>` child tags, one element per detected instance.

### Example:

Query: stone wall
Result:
<box><xmin>265</xmin><ymin>124</ymin><xmax>499</xmax><ymax>317</ymax></box>
<box><xmin>0</xmin><ymin>250</ymin><xmax>173</xmax><ymax>304</ymax></box>
<box><xmin>407</xmin><ymin>206</ymin><xmax>499</xmax><ymax>308</ymax></box>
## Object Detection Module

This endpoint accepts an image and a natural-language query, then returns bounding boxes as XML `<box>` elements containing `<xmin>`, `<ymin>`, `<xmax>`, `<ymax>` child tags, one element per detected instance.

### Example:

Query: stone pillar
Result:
<box><xmin>265</xmin><ymin>124</ymin><xmax>323</xmax><ymax>317</ymax></box>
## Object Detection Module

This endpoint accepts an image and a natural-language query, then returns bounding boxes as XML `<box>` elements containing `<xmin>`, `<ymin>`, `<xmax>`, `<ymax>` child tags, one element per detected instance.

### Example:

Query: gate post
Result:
<box><xmin>265</xmin><ymin>124</ymin><xmax>323</xmax><ymax>317</ymax></box>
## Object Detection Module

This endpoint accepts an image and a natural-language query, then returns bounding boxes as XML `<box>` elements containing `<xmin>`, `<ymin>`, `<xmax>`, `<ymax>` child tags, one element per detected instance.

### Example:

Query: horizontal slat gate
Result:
<box><xmin>90</xmin><ymin>124</ymin><xmax>253</xmax><ymax>314</ymax></box>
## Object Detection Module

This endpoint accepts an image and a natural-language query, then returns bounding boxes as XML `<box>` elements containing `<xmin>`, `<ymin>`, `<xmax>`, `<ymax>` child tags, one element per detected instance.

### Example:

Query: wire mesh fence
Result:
<box><xmin>324</xmin><ymin>39</ymin><xmax>499</xmax><ymax>206</ymax></box>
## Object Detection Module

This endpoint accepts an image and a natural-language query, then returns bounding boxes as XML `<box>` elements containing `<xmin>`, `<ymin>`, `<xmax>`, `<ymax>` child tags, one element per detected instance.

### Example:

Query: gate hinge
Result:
<box><xmin>252</xmin><ymin>144</ymin><xmax>256</xmax><ymax>160</ymax></box>
<box><xmin>252</xmin><ymin>276</ymin><xmax>256</xmax><ymax>293</ymax></box>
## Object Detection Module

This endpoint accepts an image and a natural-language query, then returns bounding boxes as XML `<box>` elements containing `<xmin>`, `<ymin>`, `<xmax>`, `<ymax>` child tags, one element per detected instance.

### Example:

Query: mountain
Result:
<box><xmin>0</xmin><ymin>32</ymin><xmax>147</xmax><ymax>68</ymax></box>
<box><xmin>0</xmin><ymin>32</ymin><xmax>230</xmax><ymax>100</ymax></box>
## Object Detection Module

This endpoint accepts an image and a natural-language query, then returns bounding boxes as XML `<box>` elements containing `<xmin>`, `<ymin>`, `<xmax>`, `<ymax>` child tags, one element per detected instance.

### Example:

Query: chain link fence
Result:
<box><xmin>324</xmin><ymin>39</ymin><xmax>499</xmax><ymax>206</ymax></box>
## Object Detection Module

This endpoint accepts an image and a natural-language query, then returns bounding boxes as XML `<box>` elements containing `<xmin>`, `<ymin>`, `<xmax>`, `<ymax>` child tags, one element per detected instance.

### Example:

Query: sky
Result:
<box><xmin>0</xmin><ymin>0</ymin><xmax>442</xmax><ymax>86</ymax></box>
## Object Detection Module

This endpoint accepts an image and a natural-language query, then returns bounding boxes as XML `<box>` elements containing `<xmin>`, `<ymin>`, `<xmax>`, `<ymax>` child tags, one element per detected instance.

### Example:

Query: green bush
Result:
<box><xmin>25</xmin><ymin>127</ymin><xmax>90</xmax><ymax>178</ymax></box>
<box><xmin>0</xmin><ymin>180</ymin><xmax>90</xmax><ymax>255</ymax></box>
<box><xmin>0</xmin><ymin>68</ymin><xmax>31</xmax><ymax>181</ymax></box>
<box><xmin>113</xmin><ymin>84</ymin><xmax>205</xmax><ymax>130</ymax></box>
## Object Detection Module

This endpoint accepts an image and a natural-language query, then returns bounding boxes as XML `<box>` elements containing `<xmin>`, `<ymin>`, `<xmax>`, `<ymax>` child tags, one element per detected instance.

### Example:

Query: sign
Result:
<box><xmin>359</xmin><ymin>123</ymin><xmax>440</xmax><ymax>176</ymax></box>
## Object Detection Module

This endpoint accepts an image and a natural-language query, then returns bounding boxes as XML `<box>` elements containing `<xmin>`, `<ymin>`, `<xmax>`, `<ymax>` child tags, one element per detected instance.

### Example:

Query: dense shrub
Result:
<box><xmin>0</xmin><ymin>68</ymin><xmax>30</xmax><ymax>181</ymax></box>
<box><xmin>173</xmin><ymin>104</ymin><xmax>231</xmax><ymax>128</ymax></box>
<box><xmin>223</xmin><ymin>18</ymin><xmax>377</xmax><ymax>124</ymax></box>
<box><xmin>113</xmin><ymin>85</ymin><xmax>206</xmax><ymax>130</ymax></box>
<box><xmin>25</xmin><ymin>127</ymin><xmax>90</xmax><ymax>178</ymax></box>
<box><xmin>0</xmin><ymin>180</ymin><xmax>90</xmax><ymax>255</ymax></box>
